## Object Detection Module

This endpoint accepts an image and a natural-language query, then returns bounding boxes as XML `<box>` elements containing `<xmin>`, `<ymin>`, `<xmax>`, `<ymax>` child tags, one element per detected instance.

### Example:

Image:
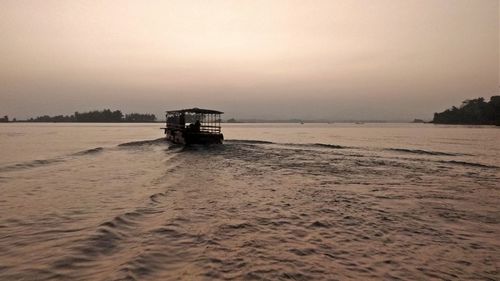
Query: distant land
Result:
<box><xmin>0</xmin><ymin>109</ymin><xmax>157</xmax><ymax>123</ymax></box>
<box><xmin>2</xmin><ymin>97</ymin><xmax>499</xmax><ymax>125</ymax></box>
<box><xmin>432</xmin><ymin>96</ymin><xmax>500</xmax><ymax>126</ymax></box>
<box><xmin>0</xmin><ymin>112</ymin><xmax>418</xmax><ymax>124</ymax></box>
<box><xmin>224</xmin><ymin>118</ymin><xmax>397</xmax><ymax>124</ymax></box>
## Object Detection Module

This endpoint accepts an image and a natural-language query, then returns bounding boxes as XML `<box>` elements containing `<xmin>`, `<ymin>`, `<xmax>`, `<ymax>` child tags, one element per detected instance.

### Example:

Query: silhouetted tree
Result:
<box><xmin>27</xmin><ymin>109</ymin><xmax>156</xmax><ymax>123</ymax></box>
<box><xmin>433</xmin><ymin>96</ymin><xmax>500</xmax><ymax>125</ymax></box>
<box><xmin>124</xmin><ymin>113</ymin><xmax>157</xmax><ymax>122</ymax></box>
<box><xmin>74</xmin><ymin>109</ymin><xmax>123</xmax><ymax>122</ymax></box>
<box><xmin>32</xmin><ymin>114</ymin><xmax>74</xmax><ymax>122</ymax></box>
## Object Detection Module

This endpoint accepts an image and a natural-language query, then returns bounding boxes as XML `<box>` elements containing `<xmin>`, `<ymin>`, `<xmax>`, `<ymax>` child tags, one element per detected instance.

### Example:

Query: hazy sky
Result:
<box><xmin>1</xmin><ymin>0</ymin><xmax>498</xmax><ymax>120</ymax></box>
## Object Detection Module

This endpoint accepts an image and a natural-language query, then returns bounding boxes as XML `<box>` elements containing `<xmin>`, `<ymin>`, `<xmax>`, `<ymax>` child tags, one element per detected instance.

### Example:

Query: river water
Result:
<box><xmin>0</xmin><ymin>123</ymin><xmax>499</xmax><ymax>280</ymax></box>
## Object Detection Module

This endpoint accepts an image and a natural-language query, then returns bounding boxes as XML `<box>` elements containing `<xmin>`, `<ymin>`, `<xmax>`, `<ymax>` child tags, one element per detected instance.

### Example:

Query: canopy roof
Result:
<box><xmin>166</xmin><ymin>108</ymin><xmax>223</xmax><ymax>114</ymax></box>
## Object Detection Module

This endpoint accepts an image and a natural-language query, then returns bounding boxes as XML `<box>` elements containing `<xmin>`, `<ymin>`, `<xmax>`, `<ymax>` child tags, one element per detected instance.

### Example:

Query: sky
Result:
<box><xmin>0</xmin><ymin>0</ymin><xmax>498</xmax><ymax>121</ymax></box>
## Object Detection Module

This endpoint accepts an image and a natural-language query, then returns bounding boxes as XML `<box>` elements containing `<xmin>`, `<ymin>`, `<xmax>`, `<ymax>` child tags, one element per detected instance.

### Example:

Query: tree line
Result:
<box><xmin>432</xmin><ymin>96</ymin><xmax>500</xmax><ymax>125</ymax></box>
<box><xmin>24</xmin><ymin>109</ymin><xmax>157</xmax><ymax>122</ymax></box>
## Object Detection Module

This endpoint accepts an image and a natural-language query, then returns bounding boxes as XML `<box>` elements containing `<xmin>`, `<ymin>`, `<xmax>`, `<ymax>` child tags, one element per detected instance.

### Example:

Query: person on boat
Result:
<box><xmin>179</xmin><ymin>113</ymin><xmax>185</xmax><ymax>129</ymax></box>
<box><xmin>193</xmin><ymin>120</ymin><xmax>201</xmax><ymax>132</ymax></box>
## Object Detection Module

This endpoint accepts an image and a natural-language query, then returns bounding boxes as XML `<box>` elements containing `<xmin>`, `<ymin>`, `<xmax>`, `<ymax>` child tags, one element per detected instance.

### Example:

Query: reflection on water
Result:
<box><xmin>0</xmin><ymin>123</ymin><xmax>499</xmax><ymax>280</ymax></box>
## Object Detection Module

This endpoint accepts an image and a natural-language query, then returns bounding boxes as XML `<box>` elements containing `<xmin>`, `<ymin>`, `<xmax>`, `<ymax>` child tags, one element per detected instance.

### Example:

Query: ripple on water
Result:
<box><xmin>0</xmin><ymin>138</ymin><xmax>499</xmax><ymax>280</ymax></box>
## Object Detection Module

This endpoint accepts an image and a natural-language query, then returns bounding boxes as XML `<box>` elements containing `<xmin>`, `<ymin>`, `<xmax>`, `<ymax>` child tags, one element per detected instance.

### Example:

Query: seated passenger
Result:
<box><xmin>194</xmin><ymin>120</ymin><xmax>201</xmax><ymax>132</ymax></box>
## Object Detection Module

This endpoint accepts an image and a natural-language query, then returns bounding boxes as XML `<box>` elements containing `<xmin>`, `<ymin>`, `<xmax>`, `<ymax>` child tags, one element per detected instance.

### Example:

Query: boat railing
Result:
<box><xmin>199</xmin><ymin>125</ymin><xmax>221</xmax><ymax>133</ymax></box>
<box><xmin>166</xmin><ymin>123</ymin><xmax>185</xmax><ymax>130</ymax></box>
<box><xmin>166</xmin><ymin>123</ymin><xmax>221</xmax><ymax>133</ymax></box>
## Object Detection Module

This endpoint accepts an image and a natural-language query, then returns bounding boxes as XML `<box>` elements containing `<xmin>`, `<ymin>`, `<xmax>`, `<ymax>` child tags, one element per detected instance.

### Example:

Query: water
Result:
<box><xmin>0</xmin><ymin>123</ymin><xmax>499</xmax><ymax>280</ymax></box>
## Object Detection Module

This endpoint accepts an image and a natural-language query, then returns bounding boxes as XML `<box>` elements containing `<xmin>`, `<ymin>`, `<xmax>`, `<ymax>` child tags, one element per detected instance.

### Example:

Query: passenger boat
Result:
<box><xmin>163</xmin><ymin>108</ymin><xmax>224</xmax><ymax>145</ymax></box>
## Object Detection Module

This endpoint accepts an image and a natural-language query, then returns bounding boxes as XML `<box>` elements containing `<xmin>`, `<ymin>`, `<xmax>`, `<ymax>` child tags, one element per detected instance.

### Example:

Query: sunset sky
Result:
<box><xmin>1</xmin><ymin>0</ymin><xmax>498</xmax><ymax>120</ymax></box>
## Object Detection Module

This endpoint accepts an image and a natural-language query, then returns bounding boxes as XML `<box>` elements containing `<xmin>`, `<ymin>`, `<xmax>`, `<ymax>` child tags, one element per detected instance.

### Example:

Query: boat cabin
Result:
<box><xmin>164</xmin><ymin>108</ymin><xmax>224</xmax><ymax>144</ymax></box>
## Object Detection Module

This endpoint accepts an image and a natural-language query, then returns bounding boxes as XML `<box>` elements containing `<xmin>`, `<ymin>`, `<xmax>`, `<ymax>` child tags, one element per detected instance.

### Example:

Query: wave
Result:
<box><xmin>310</xmin><ymin>143</ymin><xmax>346</xmax><ymax>149</ymax></box>
<box><xmin>386</xmin><ymin>148</ymin><xmax>461</xmax><ymax>156</ymax></box>
<box><xmin>0</xmin><ymin>147</ymin><xmax>105</xmax><ymax>173</ymax></box>
<box><xmin>1</xmin><ymin>138</ymin><xmax>174</xmax><ymax>173</ymax></box>
<box><xmin>118</xmin><ymin>138</ymin><xmax>166</xmax><ymax>147</ymax></box>
<box><xmin>0</xmin><ymin>158</ymin><xmax>65</xmax><ymax>173</ymax></box>
<box><xmin>279</xmin><ymin>143</ymin><xmax>347</xmax><ymax>150</ymax></box>
<box><xmin>226</xmin><ymin>139</ymin><xmax>346</xmax><ymax>149</ymax></box>
<box><xmin>438</xmin><ymin>160</ymin><xmax>498</xmax><ymax>169</ymax></box>
<box><xmin>226</xmin><ymin>139</ymin><xmax>275</xmax><ymax>144</ymax></box>
<box><xmin>72</xmin><ymin>147</ymin><xmax>104</xmax><ymax>156</ymax></box>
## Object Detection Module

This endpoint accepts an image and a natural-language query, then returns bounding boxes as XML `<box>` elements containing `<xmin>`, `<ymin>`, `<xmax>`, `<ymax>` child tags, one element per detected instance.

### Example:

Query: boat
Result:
<box><xmin>163</xmin><ymin>108</ymin><xmax>224</xmax><ymax>145</ymax></box>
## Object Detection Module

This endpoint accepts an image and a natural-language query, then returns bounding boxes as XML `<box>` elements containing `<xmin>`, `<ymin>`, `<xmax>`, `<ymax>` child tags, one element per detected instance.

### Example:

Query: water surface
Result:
<box><xmin>0</xmin><ymin>123</ymin><xmax>499</xmax><ymax>280</ymax></box>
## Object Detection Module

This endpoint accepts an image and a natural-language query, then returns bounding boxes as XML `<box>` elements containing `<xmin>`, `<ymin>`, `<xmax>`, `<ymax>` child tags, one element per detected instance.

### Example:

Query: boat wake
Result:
<box><xmin>386</xmin><ymin>147</ymin><xmax>464</xmax><ymax>156</ymax></box>
<box><xmin>118</xmin><ymin>138</ymin><xmax>167</xmax><ymax>147</ymax></box>
<box><xmin>0</xmin><ymin>138</ymin><xmax>499</xmax><ymax>280</ymax></box>
<box><xmin>72</xmin><ymin>147</ymin><xmax>104</xmax><ymax>156</ymax></box>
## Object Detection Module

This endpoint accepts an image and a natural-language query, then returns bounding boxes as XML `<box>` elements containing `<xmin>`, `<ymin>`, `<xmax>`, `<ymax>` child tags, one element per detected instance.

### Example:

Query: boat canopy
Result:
<box><xmin>165</xmin><ymin>108</ymin><xmax>223</xmax><ymax>134</ymax></box>
<box><xmin>166</xmin><ymin>108</ymin><xmax>223</xmax><ymax>114</ymax></box>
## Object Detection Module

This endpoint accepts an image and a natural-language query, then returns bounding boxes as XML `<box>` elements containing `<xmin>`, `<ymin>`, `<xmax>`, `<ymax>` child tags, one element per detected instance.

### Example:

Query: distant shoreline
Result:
<box><xmin>5</xmin><ymin>120</ymin><xmax>497</xmax><ymax>125</ymax></box>
<box><xmin>5</xmin><ymin>120</ymin><xmax>164</xmax><ymax>123</ymax></box>
<box><xmin>2</xmin><ymin>120</ymin><xmax>408</xmax><ymax>124</ymax></box>
<box><xmin>432</xmin><ymin>96</ymin><xmax>500</xmax><ymax>126</ymax></box>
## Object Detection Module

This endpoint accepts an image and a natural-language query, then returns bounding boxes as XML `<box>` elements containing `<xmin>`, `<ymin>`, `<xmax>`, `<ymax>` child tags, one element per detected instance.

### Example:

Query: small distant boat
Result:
<box><xmin>163</xmin><ymin>108</ymin><xmax>224</xmax><ymax>145</ymax></box>
<box><xmin>355</xmin><ymin>122</ymin><xmax>364</xmax><ymax>124</ymax></box>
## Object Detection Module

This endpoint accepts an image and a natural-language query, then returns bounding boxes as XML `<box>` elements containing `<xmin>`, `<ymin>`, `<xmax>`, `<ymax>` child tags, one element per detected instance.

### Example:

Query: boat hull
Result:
<box><xmin>166</xmin><ymin>130</ymin><xmax>223</xmax><ymax>145</ymax></box>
